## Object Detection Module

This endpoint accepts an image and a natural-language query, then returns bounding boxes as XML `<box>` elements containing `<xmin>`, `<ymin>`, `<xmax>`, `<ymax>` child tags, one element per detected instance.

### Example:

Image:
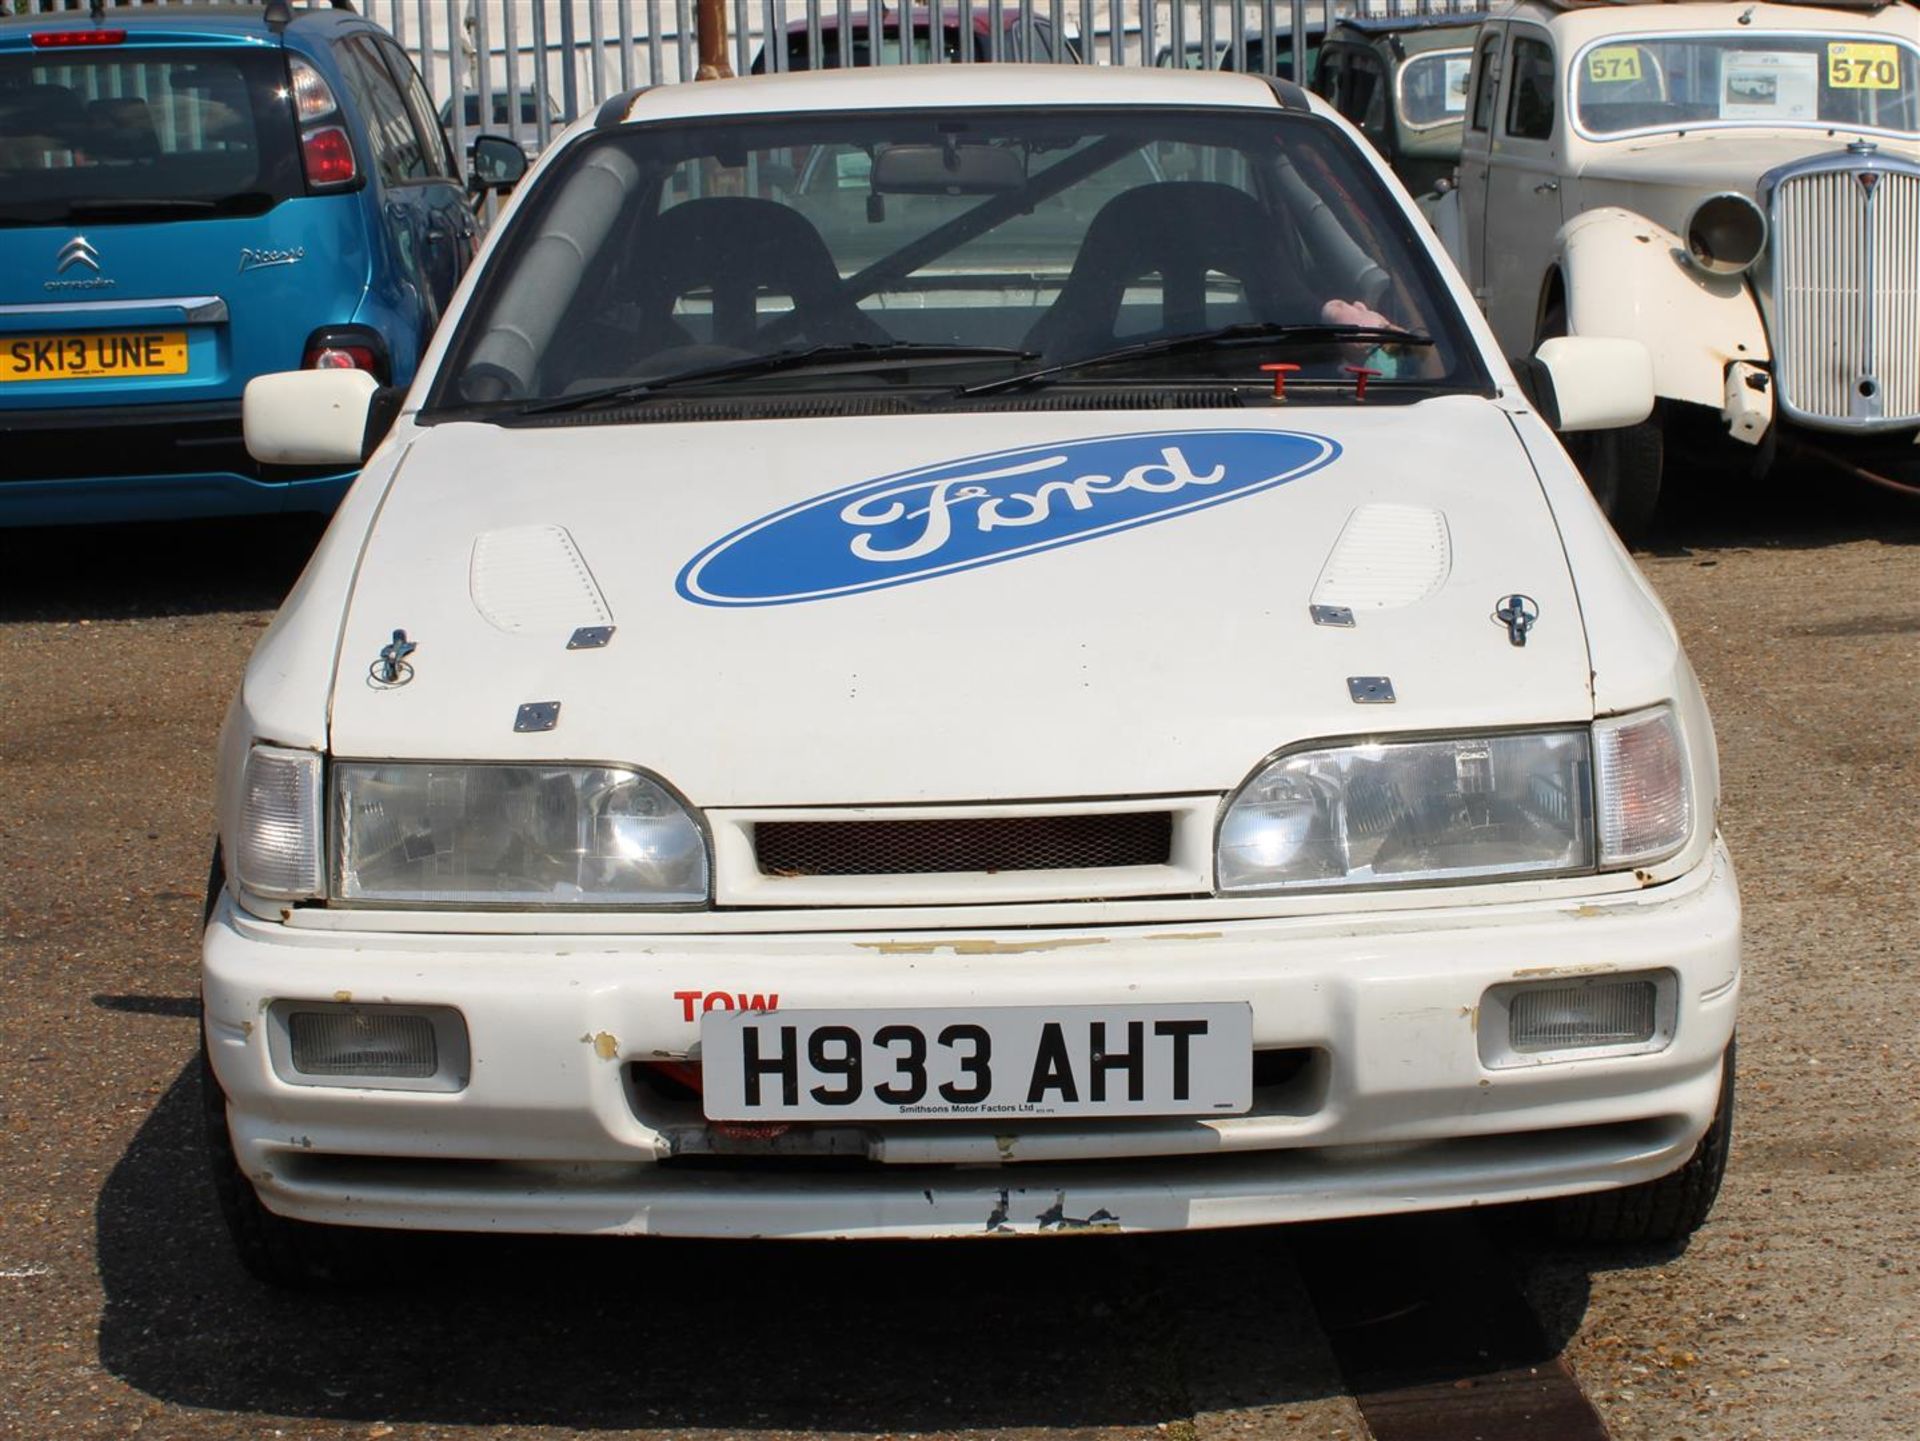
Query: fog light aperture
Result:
<box><xmin>1479</xmin><ymin>972</ymin><xmax>1677</xmax><ymax>1068</ymax></box>
<box><xmin>268</xmin><ymin>1002</ymin><xmax>470</xmax><ymax>1091</ymax></box>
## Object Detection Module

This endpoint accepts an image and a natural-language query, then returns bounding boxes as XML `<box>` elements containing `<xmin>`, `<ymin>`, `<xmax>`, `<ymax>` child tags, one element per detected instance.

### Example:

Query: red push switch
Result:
<box><xmin>1260</xmin><ymin>362</ymin><xmax>1300</xmax><ymax>399</ymax></box>
<box><xmin>1343</xmin><ymin>364</ymin><xmax>1383</xmax><ymax>400</ymax></box>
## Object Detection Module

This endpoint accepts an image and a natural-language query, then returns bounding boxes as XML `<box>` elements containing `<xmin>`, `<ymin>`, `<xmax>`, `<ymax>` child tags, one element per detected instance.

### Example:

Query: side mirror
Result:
<box><xmin>468</xmin><ymin>133</ymin><xmax>528</xmax><ymax>194</ymax></box>
<box><xmin>244</xmin><ymin>369</ymin><xmax>385</xmax><ymax>466</ymax></box>
<box><xmin>1528</xmin><ymin>336</ymin><xmax>1655</xmax><ymax>433</ymax></box>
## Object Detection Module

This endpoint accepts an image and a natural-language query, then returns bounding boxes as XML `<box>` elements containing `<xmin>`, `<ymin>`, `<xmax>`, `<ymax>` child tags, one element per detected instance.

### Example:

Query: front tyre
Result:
<box><xmin>200</xmin><ymin>845</ymin><xmax>391</xmax><ymax>1288</ymax></box>
<box><xmin>1548</xmin><ymin>1039</ymin><xmax>1735</xmax><ymax>1246</ymax></box>
<box><xmin>200</xmin><ymin>1036</ymin><xmax>396</xmax><ymax>1289</ymax></box>
<box><xmin>1538</xmin><ymin>303</ymin><xmax>1663</xmax><ymax>544</ymax></box>
<box><xmin>1563</xmin><ymin>416</ymin><xmax>1664</xmax><ymax>547</ymax></box>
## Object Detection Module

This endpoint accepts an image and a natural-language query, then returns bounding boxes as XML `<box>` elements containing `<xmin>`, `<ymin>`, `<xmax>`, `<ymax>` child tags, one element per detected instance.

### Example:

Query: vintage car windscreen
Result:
<box><xmin>1400</xmin><ymin>50</ymin><xmax>1474</xmax><ymax>129</ymax></box>
<box><xmin>1575</xmin><ymin>32</ymin><xmax>1920</xmax><ymax>138</ymax></box>
<box><xmin>0</xmin><ymin>47</ymin><xmax>302</xmax><ymax>226</ymax></box>
<box><xmin>432</xmin><ymin>107</ymin><xmax>1484</xmax><ymax>414</ymax></box>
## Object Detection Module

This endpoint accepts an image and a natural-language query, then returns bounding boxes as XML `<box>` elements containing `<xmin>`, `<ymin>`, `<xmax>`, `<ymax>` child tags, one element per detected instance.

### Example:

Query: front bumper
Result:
<box><xmin>201</xmin><ymin>840</ymin><xmax>1741</xmax><ymax>1239</ymax></box>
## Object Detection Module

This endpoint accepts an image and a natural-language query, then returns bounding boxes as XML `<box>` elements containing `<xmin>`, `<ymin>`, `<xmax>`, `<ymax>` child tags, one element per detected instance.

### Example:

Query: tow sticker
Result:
<box><xmin>677</xmin><ymin>428</ymin><xmax>1339</xmax><ymax>607</ymax></box>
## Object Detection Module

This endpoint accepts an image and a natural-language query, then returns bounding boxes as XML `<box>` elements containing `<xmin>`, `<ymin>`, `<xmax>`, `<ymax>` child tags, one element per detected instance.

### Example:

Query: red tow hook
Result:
<box><xmin>1342</xmin><ymin>364</ymin><xmax>1382</xmax><ymax>401</ymax></box>
<box><xmin>646</xmin><ymin>1059</ymin><xmax>794</xmax><ymax>1141</ymax></box>
<box><xmin>1260</xmin><ymin>362</ymin><xmax>1300</xmax><ymax>399</ymax></box>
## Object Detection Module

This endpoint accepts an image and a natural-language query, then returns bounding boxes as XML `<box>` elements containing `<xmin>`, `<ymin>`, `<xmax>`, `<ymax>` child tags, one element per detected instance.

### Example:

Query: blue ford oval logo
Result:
<box><xmin>678</xmin><ymin>428</ymin><xmax>1339</xmax><ymax>607</ymax></box>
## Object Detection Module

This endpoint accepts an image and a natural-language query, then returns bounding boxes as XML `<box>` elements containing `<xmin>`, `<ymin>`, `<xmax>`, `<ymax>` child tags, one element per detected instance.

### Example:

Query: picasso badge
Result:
<box><xmin>677</xmin><ymin>428</ymin><xmax>1339</xmax><ymax>607</ymax></box>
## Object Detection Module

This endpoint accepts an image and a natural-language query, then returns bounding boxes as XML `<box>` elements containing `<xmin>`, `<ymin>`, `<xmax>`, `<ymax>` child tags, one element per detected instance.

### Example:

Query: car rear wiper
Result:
<box><xmin>513</xmin><ymin>342</ymin><xmax>1037</xmax><ymax>416</ymax></box>
<box><xmin>957</xmin><ymin>322</ymin><xmax>1434</xmax><ymax>398</ymax></box>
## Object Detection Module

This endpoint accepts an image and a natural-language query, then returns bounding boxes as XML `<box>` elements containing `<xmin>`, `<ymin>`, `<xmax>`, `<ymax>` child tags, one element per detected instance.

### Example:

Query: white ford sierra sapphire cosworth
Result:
<box><xmin>207</xmin><ymin>64</ymin><xmax>1740</xmax><ymax>1284</ymax></box>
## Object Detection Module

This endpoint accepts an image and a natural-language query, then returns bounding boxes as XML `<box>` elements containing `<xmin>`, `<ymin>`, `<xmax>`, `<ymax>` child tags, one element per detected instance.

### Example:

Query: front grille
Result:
<box><xmin>1772</xmin><ymin>163</ymin><xmax>1920</xmax><ymax>427</ymax></box>
<box><xmin>754</xmin><ymin>812</ymin><xmax>1174</xmax><ymax>877</ymax></box>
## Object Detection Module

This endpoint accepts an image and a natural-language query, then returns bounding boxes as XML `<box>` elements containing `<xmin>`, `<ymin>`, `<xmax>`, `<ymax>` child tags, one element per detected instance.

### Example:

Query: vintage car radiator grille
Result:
<box><xmin>754</xmin><ymin>812</ymin><xmax>1174</xmax><ymax>877</ymax></box>
<box><xmin>1772</xmin><ymin>165</ymin><xmax>1920</xmax><ymax>427</ymax></box>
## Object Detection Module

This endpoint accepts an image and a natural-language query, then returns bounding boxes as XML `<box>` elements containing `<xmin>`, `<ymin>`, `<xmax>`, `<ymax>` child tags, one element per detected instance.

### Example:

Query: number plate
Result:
<box><xmin>700</xmin><ymin>1004</ymin><xmax>1252</xmax><ymax>1121</ymax></box>
<box><xmin>1</xmin><ymin>331</ymin><xmax>188</xmax><ymax>383</ymax></box>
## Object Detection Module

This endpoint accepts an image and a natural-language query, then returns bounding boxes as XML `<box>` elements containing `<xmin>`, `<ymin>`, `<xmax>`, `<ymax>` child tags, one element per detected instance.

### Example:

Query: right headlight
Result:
<box><xmin>332</xmin><ymin>761</ymin><xmax>709</xmax><ymax>907</ymax></box>
<box><xmin>1216</xmin><ymin>707</ymin><xmax>1691</xmax><ymax>894</ymax></box>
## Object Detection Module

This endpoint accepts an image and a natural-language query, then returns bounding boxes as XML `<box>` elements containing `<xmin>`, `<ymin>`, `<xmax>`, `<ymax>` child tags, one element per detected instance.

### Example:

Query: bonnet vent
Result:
<box><xmin>469</xmin><ymin>524</ymin><xmax>612</xmax><ymax>635</ymax></box>
<box><xmin>1311</xmin><ymin>503</ymin><xmax>1452</xmax><ymax>610</ymax></box>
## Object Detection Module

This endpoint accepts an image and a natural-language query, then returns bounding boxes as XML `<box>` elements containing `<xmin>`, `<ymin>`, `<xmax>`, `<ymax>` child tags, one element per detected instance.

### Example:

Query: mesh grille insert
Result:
<box><xmin>755</xmin><ymin>812</ymin><xmax>1174</xmax><ymax>877</ymax></box>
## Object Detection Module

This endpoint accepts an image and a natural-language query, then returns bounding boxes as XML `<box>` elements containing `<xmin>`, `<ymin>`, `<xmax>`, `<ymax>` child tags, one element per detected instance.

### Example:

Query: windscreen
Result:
<box><xmin>434</xmin><ymin>106</ymin><xmax>1482</xmax><ymax>413</ymax></box>
<box><xmin>0</xmin><ymin>46</ymin><xmax>302</xmax><ymax>226</ymax></box>
<box><xmin>1576</xmin><ymin>32</ymin><xmax>1920</xmax><ymax>137</ymax></box>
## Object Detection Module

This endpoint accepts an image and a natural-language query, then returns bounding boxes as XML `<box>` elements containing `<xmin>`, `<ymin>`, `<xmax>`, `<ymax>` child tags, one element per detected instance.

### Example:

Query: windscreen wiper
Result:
<box><xmin>512</xmin><ymin>342</ymin><xmax>1036</xmax><ymax>416</ymax></box>
<box><xmin>957</xmin><ymin>322</ymin><xmax>1434</xmax><ymax>398</ymax></box>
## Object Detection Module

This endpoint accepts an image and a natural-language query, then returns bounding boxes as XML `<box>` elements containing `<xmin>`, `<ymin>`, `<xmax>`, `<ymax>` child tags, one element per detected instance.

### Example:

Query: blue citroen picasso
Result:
<box><xmin>0</xmin><ymin>0</ymin><xmax>483</xmax><ymax>526</ymax></box>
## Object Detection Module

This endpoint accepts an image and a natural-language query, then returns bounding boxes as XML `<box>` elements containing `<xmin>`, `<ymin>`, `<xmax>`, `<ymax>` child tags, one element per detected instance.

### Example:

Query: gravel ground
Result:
<box><xmin>0</xmin><ymin>474</ymin><xmax>1915</xmax><ymax>1441</ymax></box>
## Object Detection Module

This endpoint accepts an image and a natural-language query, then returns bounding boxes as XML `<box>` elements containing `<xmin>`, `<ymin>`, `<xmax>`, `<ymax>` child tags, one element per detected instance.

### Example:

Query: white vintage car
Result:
<box><xmin>203</xmin><ymin>64</ymin><xmax>1739</xmax><ymax>1285</ymax></box>
<box><xmin>1436</xmin><ymin>0</ymin><xmax>1920</xmax><ymax>537</ymax></box>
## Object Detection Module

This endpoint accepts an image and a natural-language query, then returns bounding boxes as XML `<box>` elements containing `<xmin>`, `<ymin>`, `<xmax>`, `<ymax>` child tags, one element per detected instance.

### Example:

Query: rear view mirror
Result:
<box><xmin>468</xmin><ymin>133</ymin><xmax>527</xmax><ymax>194</ymax></box>
<box><xmin>1528</xmin><ymin>336</ymin><xmax>1655</xmax><ymax>433</ymax></box>
<box><xmin>871</xmin><ymin>142</ymin><xmax>1025</xmax><ymax>196</ymax></box>
<box><xmin>244</xmin><ymin>369</ymin><xmax>381</xmax><ymax>466</ymax></box>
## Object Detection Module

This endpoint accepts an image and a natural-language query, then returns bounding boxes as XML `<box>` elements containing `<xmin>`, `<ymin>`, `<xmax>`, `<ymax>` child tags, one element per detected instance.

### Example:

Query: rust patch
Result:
<box><xmin>1635</xmin><ymin>869</ymin><xmax>1657</xmax><ymax>886</ymax></box>
<box><xmin>1511</xmin><ymin>963</ymin><xmax>1614</xmax><ymax>979</ymax></box>
<box><xmin>1036</xmin><ymin>1193</ymin><xmax>1120</xmax><ymax>1231</ymax></box>
<box><xmin>857</xmin><ymin>937</ymin><xmax>1108</xmax><ymax>956</ymax></box>
<box><xmin>1148</xmin><ymin>931</ymin><xmax>1223</xmax><ymax>942</ymax></box>
<box><xmin>994</xmin><ymin>1134</ymin><xmax>1018</xmax><ymax>1161</ymax></box>
<box><xmin>332</xmin><ymin>990</ymin><xmax>352</xmax><ymax>1003</ymax></box>
<box><xmin>591</xmin><ymin>1031</ymin><xmax>619</xmax><ymax>1061</ymax></box>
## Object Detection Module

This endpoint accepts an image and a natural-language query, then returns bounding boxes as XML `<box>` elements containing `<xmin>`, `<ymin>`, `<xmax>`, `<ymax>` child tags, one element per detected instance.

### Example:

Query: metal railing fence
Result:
<box><xmin>22</xmin><ymin>0</ymin><xmax>1485</xmax><ymax>162</ymax></box>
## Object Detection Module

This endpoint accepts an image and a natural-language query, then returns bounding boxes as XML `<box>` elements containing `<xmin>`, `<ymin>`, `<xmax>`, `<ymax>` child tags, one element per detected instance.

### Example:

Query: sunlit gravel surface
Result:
<box><xmin>1</xmin><ymin>472</ymin><xmax>1915</xmax><ymax>1441</ymax></box>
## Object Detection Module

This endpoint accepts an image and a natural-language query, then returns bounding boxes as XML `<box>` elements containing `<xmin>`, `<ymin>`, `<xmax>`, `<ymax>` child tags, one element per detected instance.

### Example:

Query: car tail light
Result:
<box><xmin>306</xmin><ymin>345</ymin><xmax>377</xmax><ymax>371</ymax></box>
<box><xmin>31</xmin><ymin>29</ymin><xmax>126</xmax><ymax>47</ymax></box>
<box><xmin>286</xmin><ymin>55</ymin><xmax>339</xmax><ymax>122</ymax></box>
<box><xmin>300</xmin><ymin>325</ymin><xmax>389</xmax><ymax>382</ymax></box>
<box><xmin>300</xmin><ymin>124</ymin><xmax>356</xmax><ymax>187</ymax></box>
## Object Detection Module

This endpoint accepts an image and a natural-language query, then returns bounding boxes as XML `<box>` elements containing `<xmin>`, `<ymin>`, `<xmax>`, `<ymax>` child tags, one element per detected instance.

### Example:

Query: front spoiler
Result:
<box><xmin>203</xmin><ymin>841</ymin><xmax>1741</xmax><ymax>1239</ymax></box>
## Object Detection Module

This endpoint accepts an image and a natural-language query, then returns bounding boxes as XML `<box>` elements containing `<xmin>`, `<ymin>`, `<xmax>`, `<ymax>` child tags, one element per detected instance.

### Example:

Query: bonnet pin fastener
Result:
<box><xmin>370</xmin><ymin>629</ymin><xmax>417</xmax><ymax>686</ymax></box>
<box><xmin>1494</xmin><ymin>595</ymin><xmax>1540</xmax><ymax>647</ymax></box>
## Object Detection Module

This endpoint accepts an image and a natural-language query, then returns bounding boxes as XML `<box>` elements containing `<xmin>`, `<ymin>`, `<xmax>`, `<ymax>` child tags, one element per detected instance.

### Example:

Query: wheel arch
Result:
<box><xmin>1554</xmin><ymin>206</ymin><xmax>1768</xmax><ymax>410</ymax></box>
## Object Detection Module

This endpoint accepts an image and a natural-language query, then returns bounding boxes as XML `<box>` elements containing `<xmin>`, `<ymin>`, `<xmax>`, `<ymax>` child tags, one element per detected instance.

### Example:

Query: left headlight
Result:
<box><xmin>1217</xmin><ymin>730</ymin><xmax>1595</xmax><ymax>894</ymax></box>
<box><xmin>333</xmin><ymin>762</ymin><xmax>709</xmax><ymax>906</ymax></box>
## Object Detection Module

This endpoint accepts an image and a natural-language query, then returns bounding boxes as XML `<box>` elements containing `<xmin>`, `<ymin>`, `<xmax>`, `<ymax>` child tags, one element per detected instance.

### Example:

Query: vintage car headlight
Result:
<box><xmin>1218</xmin><ymin>709</ymin><xmax>1694</xmax><ymax>894</ymax></box>
<box><xmin>1684</xmin><ymin>192</ymin><xmax>1768</xmax><ymax>276</ymax></box>
<box><xmin>332</xmin><ymin>762</ymin><xmax>709</xmax><ymax>906</ymax></box>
